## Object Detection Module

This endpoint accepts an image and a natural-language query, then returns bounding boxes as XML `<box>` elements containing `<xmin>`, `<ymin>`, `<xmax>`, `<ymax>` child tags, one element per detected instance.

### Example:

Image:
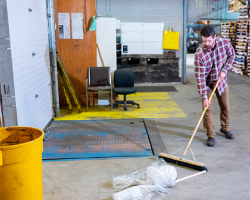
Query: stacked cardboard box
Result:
<box><xmin>231</xmin><ymin>5</ymin><xmax>249</xmax><ymax>76</ymax></box>
<box><xmin>245</xmin><ymin>37</ymin><xmax>250</xmax><ymax>75</ymax></box>
<box><xmin>245</xmin><ymin>7</ymin><xmax>250</xmax><ymax>76</ymax></box>
<box><xmin>229</xmin><ymin>22</ymin><xmax>237</xmax><ymax>47</ymax></box>
<box><xmin>221</xmin><ymin>22</ymin><xmax>236</xmax><ymax>47</ymax></box>
<box><xmin>228</xmin><ymin>0</ymin><xmax>234</xmax><ymax>12</ymax></box>
<box><xmin>221</xmin><ymin>22</ymin><xmax>231</xmax><ymax>42</ymax></box>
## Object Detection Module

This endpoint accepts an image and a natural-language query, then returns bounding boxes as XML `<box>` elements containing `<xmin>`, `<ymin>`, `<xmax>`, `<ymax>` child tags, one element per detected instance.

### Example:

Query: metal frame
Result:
<box><xmin>0</xmin><ymin>0</ymin><xmax>18</xmax><ymax>127</ymax></box>
<box><xmin>47</xmin><ymin>0</ymin><xmax>60</xmax><ymax>117</ymax></box>
<box><xmin>0</xmin><ymin>82</ymin><xmax>3</xmax><ymax>127</ymax></box>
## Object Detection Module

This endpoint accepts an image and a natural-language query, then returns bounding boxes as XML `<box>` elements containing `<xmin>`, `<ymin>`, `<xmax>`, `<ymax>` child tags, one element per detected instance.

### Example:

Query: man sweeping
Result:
<box><xmin>194</xmin><ymin>25</ymin><xmax>235</xmax><ymax>147</ymax></box>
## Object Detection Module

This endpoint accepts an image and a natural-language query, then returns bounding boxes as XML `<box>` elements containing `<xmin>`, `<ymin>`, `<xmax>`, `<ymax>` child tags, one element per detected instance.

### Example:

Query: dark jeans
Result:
<box><xmin>203</xmin><ymin>86</ymin><xmax>230</xmax><ymax>138</ymax></box>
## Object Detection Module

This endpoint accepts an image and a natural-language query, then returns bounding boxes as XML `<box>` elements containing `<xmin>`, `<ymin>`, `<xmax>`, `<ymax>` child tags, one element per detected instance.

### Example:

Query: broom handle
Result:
<box><xmin>176</xmin><ymin>170</ymin><xmax>207</xmax><ymax>183</ymax></box>
<box><xmin>96</xmin><ymin>44</ymin><xmax>105</xmax><ymax>67</ymax></box>
<box><xmin>181</xmin><ymin>78</ymin><xmax>220</xmax><ymax>159</ymax></box>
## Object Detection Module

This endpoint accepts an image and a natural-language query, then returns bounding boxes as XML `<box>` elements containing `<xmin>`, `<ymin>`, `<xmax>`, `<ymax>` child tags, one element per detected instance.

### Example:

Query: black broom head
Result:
<box><xmin>159</xmin><ymin>153</ymin><xmax>208</xmax><ymax>171</ymax></box>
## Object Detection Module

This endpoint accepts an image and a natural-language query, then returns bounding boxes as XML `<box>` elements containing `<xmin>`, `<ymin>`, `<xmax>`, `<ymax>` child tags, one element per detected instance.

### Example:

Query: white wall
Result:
<box><xmin>96</xmin><ymin>17</ymin><xmax>117</xmax><ymax>72</ymax></box>
<box><xmin>96</xmin><ymin>17</ymin><xmax>116</xmax><ymax>105</ymax></box>
<box><xmin>6</xmin><ymin>0</ymin><xmax>53</xmax><ymax>129</ymax></box>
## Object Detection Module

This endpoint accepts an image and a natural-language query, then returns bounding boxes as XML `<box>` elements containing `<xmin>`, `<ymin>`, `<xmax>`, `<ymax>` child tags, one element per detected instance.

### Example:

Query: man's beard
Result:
<box><xmin>204</xmin><ymin>40</ymin><xmax>215</xmax><ymax>49</ymax></box>
<box><xmin>205</xmin><ymin>45</ymin><xmax>212</xmax><ymax>49</ymax></box>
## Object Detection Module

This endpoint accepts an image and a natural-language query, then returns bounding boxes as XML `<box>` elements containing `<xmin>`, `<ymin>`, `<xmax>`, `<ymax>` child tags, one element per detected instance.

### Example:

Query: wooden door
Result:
<box><xmin>55</xmin><ymin>0</ymin><xmax>97</xmax><ymax>106</ymax></box>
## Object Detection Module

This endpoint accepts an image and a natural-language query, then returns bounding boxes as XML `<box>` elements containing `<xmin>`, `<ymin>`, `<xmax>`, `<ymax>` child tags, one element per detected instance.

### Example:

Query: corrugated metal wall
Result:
<box><xmin>6</xmin><ymin>0</ymin><xmax>53</xmax><ymax>130</ymax></box>
<box><xmin>187</xmin><ymin>0</ymin><xmax>240</xmax><ymax>24</ymax></box>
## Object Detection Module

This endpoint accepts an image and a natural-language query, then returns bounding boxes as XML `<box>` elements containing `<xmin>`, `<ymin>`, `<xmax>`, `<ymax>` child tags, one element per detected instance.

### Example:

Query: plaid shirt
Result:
<box><xmin>194</xmin><ymin>38</ymin><xmax>235</xmax><ymax>100</ymax></box>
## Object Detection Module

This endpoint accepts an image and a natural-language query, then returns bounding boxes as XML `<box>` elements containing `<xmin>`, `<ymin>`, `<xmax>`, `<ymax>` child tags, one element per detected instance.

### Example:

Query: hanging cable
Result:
<box><xmin>43</xmin><ymin>121</ymin><xmax>63</xmax><ymax>141</ymax></box>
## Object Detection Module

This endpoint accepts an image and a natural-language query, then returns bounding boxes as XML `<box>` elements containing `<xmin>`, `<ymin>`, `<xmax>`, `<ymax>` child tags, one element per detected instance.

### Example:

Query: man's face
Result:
<box><xmin>202</xmin><ymin>35</ymin><xmax>216</xmax><ymax>49</ymax></box>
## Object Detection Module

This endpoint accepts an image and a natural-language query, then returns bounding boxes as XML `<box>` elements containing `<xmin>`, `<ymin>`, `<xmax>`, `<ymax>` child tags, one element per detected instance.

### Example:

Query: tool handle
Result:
<box><xmin>0</xmin><ymin>150</ymin><xmax>2</xmax><ymax>166</ymax></box>
<box><xmin>96</xmin><ymin>44</ymin><xmax>105</xmax><ymax>67</ymax></box>
<box><xmin>182</xmin><ymin>79</ymin><xmax>220</xmax><ymax>158</ymax></box>
<box><xmin>176</xmin><ymin>170</ymin><xmax>206</xmax><ymax>183</ymax></box>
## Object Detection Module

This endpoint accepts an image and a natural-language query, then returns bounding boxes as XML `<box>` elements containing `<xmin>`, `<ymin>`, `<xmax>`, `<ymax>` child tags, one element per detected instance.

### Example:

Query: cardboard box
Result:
<box><xmin>197</xmin><ymin>20</ymin><xmax>210</xmax><ymax>25</ymax></box>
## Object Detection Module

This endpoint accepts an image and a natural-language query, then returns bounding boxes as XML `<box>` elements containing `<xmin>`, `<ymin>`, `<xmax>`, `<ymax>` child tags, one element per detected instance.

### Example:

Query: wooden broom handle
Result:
<box><xmin>176</xmin><ymin>170</ymin><xmax>206</xmax><ymax>183</ymax></box>
<box><xmin>181</xmin><ymin>78</ymin><xmax>220</xmax><ymax>159</ymax></box>
<box><xmin>96</xmin><ymin>44</ymin><xmax>105</xmax><ymax>67</ymax></box>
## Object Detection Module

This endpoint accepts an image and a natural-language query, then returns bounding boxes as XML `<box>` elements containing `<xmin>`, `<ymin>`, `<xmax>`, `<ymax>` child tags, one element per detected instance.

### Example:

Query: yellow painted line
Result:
<box><xmin>240</xmin><ymin>78</ymin><xmax>250</xmax><ymax>83</ymax></box>
<box><xmin>234</xmin><ymin>76</ymin><xmax>250</xmax><ymax>83</ymax></box>
<box><xmin>55</xmin><ymin>92</ymin><xmax>187</xmax><ymax>121</ymax></box>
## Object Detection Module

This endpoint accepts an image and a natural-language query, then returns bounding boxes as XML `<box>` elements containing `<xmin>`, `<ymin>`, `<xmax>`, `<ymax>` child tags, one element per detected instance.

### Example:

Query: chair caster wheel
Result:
<box><xmin>124</xmin><ymin>107</ymin><xmax>127</xmax><ymax>111</ymax></box>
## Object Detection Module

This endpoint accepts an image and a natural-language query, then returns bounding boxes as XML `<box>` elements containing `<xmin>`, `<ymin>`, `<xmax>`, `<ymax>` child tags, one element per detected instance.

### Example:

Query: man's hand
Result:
<box><xmin>203</xmin><ymin>99</ymin><xmax>210</xmax><ymax>109</ymax></box>
<box><xmin>219</xmin><ymin>72</ymin><xmax>226</xmax><ymax>80</ymax></box>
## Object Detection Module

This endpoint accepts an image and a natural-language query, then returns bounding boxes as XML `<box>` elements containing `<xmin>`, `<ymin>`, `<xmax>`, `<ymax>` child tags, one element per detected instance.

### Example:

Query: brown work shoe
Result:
<box><xmin>206</xmin><ymin>137</ymin><xmax>215</xmax><ymax>147</ymax></box>
<box><xmin>220</xmin><ymin>129</ymin><xmax>234</xmax><ymax>139</ymax></box>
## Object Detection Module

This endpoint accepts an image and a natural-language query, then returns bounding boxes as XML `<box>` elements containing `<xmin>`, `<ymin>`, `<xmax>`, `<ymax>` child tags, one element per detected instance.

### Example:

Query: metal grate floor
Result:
<box><xmin>42</xmin><ymin>119</ymin><xmax>153</xmax><ymax>160</ymax></box>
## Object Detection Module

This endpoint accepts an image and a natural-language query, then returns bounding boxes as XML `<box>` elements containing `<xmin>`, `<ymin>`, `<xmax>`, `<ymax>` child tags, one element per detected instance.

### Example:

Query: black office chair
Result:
<box><xmin>112</xmin><ymin>69</ymin><xmax>140</xmax><ymax>111</ymax></box>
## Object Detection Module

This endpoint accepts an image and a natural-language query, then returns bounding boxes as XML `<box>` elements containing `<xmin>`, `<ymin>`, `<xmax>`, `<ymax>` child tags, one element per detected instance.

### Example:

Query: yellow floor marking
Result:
<box><xmin>55</xmin><ymin>92</ymin><xmax>187</xmax><ymax>120</ymax></box>
<box><xmin>238</xmin><ymin>77</ymin><xmax>250</xmax><ymax>83</ymax></box>
<box><xmin>234</xmin><ymin>76</ymin><xmax>250</xmax><ymax>83</ymax></box>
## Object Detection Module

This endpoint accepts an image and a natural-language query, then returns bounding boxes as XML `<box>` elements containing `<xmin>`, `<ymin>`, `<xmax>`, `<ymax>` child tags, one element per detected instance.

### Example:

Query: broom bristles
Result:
<box><xmin>159</xmin><ymin>153</ymin><xmax>208</xmax><ymax>171</ymax></box>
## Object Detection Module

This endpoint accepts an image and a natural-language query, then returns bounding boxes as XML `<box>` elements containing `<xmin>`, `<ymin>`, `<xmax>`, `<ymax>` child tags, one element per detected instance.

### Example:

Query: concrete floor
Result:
<box><xmin>43</xmin><ymin>54</ymin><xmax>250</xmax><ymax>200</ymax></box>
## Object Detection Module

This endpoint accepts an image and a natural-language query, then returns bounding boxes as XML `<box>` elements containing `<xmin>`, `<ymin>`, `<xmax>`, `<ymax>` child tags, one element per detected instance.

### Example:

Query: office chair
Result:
<box><xmin>85</xmin><ymin>67</ymin><xmax>113</xmax><ymax>111</ymax></box>
<box><xmin>112</xmin><ymin>69</ymin><xmax>140</xmax><ymax>111</ymax></box>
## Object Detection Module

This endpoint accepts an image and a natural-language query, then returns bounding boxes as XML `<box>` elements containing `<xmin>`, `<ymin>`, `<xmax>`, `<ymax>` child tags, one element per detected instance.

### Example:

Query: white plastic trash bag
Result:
<box><xmin>113</xmin><ymin>169</ymin><xmax>148</xmax><ymax>192</ymax></box>
<box><xmin>146</xmin><ymin>158</ymin><xmax>177</xmax><ymax>188</ymax></box>
<box><xmin>113</xmin><ymin>185</ymin><xmax>170</xmax><ymax>200</ymax></box>
<box><xmin>112</xmin><ymin>158</ymin><xmax>177</xmax><ymax>200</ymax></box>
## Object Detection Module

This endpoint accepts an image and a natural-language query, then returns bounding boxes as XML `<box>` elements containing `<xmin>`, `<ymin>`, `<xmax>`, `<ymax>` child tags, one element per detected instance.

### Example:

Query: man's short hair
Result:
<box><xmin>200</xmin><ymin>25</ymin><xmax>216</xmax><ymax>38</ymax></box>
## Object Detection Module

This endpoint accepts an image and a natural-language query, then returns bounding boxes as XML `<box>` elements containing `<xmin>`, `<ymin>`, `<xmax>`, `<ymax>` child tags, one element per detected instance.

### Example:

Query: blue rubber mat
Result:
<box><xmin>42</xmin><ymin>120</ymin><xmax>153</xmax><ymax>161</ymax></box>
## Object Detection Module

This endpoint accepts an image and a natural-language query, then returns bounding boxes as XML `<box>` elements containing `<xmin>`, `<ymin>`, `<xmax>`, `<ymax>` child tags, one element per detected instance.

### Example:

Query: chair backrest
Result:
<box><xmin>88</xmin><ymin>67</ymin><xmax>110</xmax><ymax>86</ymax></box>
<box><xmin>114</xmin><ymin>69</ymin><xmax>134</xmax><ymax>87</ymax></box>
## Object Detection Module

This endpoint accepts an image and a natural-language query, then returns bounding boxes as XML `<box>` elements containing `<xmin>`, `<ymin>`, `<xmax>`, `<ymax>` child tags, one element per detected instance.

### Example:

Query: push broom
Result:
<box><xmin>159</xmin><ymin>78</ymin><xmax>221</xmax><ymax>172</ymax></box>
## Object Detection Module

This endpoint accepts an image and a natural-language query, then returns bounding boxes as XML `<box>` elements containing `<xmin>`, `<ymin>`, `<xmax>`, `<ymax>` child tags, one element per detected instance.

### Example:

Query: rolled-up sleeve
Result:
<box><xmin>194</xmin><ymin>54</ymin><xmax>207</xmax><ymax>100</ymax></box>
<box><xmin>221</xmin><ymin>41</ymin><xmax>235</xmax><ymax>73</ymax></box>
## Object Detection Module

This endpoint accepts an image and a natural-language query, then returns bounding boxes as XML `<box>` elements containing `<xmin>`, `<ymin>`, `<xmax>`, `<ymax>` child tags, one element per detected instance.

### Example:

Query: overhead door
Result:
<box><xmin>6</xmin><ymin>0</ymin><xmax>53</xmax><ymax>129</ymax></box>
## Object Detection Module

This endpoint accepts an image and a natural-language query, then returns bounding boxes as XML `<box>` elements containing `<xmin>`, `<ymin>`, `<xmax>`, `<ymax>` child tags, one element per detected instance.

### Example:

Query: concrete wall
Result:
<box><xmin>97</xmin><ymin>0</ymin><xmax>184</xmax><ymax>79</ymax></box>
<box><xmin>97</xmin><ymin>0</ymin><xmax>183</xmax><ymax>58</ymax></box>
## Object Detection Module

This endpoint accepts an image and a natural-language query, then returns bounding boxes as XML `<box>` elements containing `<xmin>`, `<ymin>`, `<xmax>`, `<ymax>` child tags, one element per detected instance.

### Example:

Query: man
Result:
<box><xmin>194</xmin><ymin>25</ymin><xmax>235</xmax><ymax>147</ymax></box>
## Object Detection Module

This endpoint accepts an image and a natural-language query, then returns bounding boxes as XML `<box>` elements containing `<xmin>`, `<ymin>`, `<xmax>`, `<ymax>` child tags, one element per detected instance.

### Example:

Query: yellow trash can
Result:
<box><xmin>0</xmin><ymin>127</ymin><xmax>44</xmax><ymax>200</ymax></box>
